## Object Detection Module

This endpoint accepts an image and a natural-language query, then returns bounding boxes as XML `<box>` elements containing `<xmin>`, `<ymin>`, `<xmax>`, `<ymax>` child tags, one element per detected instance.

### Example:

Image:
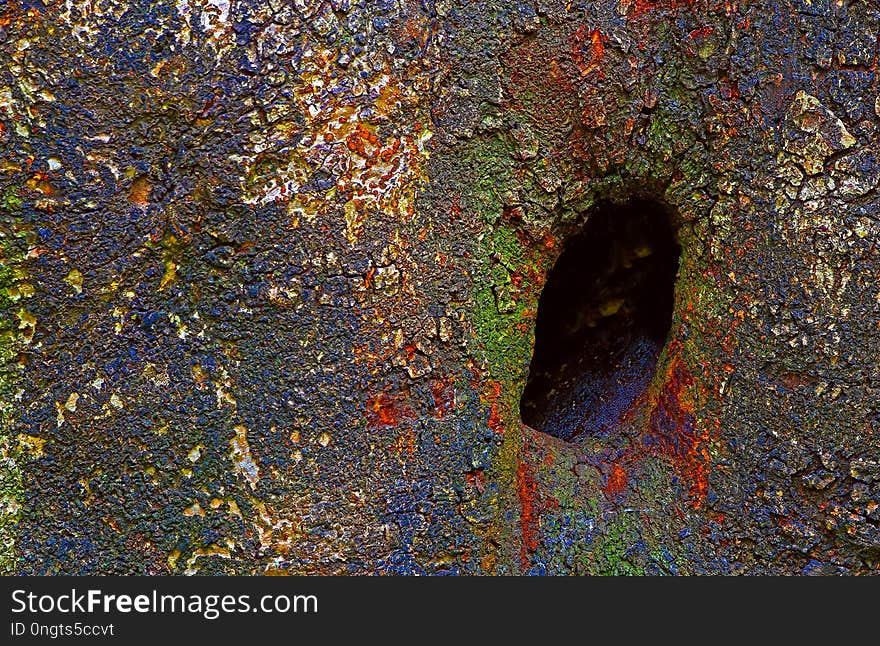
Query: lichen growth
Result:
<box><xmin>0</xmin><ymin>223</ymin><xmax>27</xmax><ymax>574</ymax></box>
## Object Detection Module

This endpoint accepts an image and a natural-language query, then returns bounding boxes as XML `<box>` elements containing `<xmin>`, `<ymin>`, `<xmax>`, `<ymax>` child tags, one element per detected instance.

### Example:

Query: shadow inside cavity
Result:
<box><xmin>520</xmin><ymin>199</ymin><xmax>680</xmax><ymax>442</ymax></box>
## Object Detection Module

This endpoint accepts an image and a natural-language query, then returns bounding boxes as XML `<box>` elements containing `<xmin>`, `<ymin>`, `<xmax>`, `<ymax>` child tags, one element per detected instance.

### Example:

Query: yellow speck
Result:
<box><xmin>129</xmin><ymin>175</ymin><xmax>151</xmax><ymax>205</ymax></box>
<box><xmin>25</xmin><ymin>176</ymin><xmax>54</xmax><ymax>195</ymax></box>
<box><xmin>191</xmin><ymin>365</ymin><xmax>207</xmax><ymax>383</ymax></box>
<box><xmin>184</xmin><ymin>502</ymin><xmax>205</xmax><ymax>517</ymax></box>
<box><xmin>227</xmin><ymin>500</ymin><xmax>242</xmax><ymax>519</ymax></box>
<box><xmin>16</xmin><ymin>308</ymin><xmax>36</xmax><ymax>342</ymax></box>
<box><xmin>598</xmin><ymin>298</ymin><xmax>624</xmax><ymax>317</ymax></box>
<box><xmin>7</xmin><ymin>282</ymin><xmax>35</xmax><ymax>301</ymax></box>
<box><xmin>64</xmin><ymin>268</ymin><xmax>83</xmax><ymax>294</ymax></box>
<box><xmin>65</xmin><ymin>392</ymin><xmax>79</xmax><ymax>412</ymax></box>
<box><xmin>317</xmin><ymin>432</ymin><xmax>332</xmax><ymax>447</ymax></box>
<box><xmin>17</xmin><ymin>433</ymin><xmax>46</xmax><ymax>458</ymax></box>
<box><xmin>230</xmin><ymin>425</ymin><xmax>260</xmax><ymax>488</ymax></box>
<box><xmin>159</xmin><ymin>259</ymin><xmax>177</xmax><ymax>290</ymax></box>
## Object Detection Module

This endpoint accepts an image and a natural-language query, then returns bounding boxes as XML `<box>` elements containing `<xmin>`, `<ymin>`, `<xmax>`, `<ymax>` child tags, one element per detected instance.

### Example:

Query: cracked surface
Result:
<box><xmin>0</xmin><ymin>0</ymin><xmax>878</xmax><ymax>574</ymax></box>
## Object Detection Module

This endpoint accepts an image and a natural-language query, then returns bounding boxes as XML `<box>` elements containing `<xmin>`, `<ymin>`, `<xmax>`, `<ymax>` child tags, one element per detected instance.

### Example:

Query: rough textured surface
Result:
<box><xmin>1</xmin><ymin>0</ymin><xmax>878</xmax><ymax>575</ymax></box>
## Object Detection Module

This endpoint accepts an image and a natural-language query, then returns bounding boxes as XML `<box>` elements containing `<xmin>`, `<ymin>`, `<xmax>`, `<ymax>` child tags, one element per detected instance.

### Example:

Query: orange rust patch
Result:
<box><xmin>516</xmin><ymin>459</ymin><xmax>540</xmax><ymax>571</ymax></box>
<box><xmin>486</xmin><ymin>381</ymin><xmax>505</xmax><ymax>435</ymax></box>
<box><xmin>431</xmin><ymin>377</ymin><xmax>455</xmax><ymax>419</ymax></box>
<box><xmin>777</xmin><ymin>371</ymin><xmax>817</xmax><ymax>391</ymax></box>
<box><xmin>129</xmin><ymin>175</ymin><xmax>151</xmax><ymax>205</ymax></box>
<box><xmin>391</xmin><ymin>428</ymin><xmax>417</xmax><ymax>458</ymax></box>
<box><xmin>465</xmin><ymin>468</ymin><xmax>485</xmax><ymax>493</ymax></box>
<box><xmin>647</xmin><ymin>353</ymin><xmax>711</xmax><ymax>506</ymax></box>
<box><xmin>345</xmin><ymin>122</ymin><xmax>402</xmax><ymax>166</ymax></box>
<box><xmin>26</xmin><ymin>173</ymin><xmax>55</xmax><ymax>196</ymax></box>
<box><xmin>366</xmin><ymin>393</ymin><xmax>403</xmax><ymax>428</ymax></box>
<box><xmin>604</xmin><ymin>462</ymin><xmax>628</xmax><ymax>498</ymax></box>
<box><xmin>572</xmin><ymin>27</ymin><xmax>605</xmax><ymax>77</ymax></box>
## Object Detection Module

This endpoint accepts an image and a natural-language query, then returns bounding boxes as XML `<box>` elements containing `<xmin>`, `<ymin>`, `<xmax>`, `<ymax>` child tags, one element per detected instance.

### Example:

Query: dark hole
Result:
<box><xmin>519</xmin><ymin>199</ymin><xmax>680</xmax><ymax>441</ymax></box>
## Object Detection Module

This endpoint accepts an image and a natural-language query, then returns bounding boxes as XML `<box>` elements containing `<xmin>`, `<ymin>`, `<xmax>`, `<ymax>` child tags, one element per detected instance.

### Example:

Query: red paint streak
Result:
<box><xmin>647</xmin><ymin>358</ymin><xmax>710</xmax><ymax>506</ymax></box>
<box><xmin>683</xmin><ymin>25</ymin><xmax>714</xmax><ymax>56</ymax></box>
<box><xmin>391</xmin><ymin>428</ymin><xmax>417</xmax><ymax>457</ymax></box>
<box><xmin>366</xmin><ymin>394</ymin><xmax>401</xmax><ymax>428</ymax></box>
<box><xmin>487</xmin><ymin>381</ymin><xmax>505</xmax><ymax>435</ymax></box>
<box><xmin>346</xmin><ymin>123</ymin><xmax>378</xmax><ymax>155</ymax></box>
<box><xmin>345</xmin><ymin>123</ymin><xmax>401</xmax><ymax>165</ymax></box>
<box><xmin>688</xmin><ymin>25</ymin><xmax>714</xmax><ymax>40</ymax></box>
<box><xmin>431</xmin><ymin>378</ymin><xmax>455</xmax><ymax>419</ymax></box>
<box><xmin>571</xmin><ymin>27</ymin><xmax>605</xmax><ymax>77</ymax></box>
<box><xmin>516</xmin><ymin>459</ymin><xmax>540</xmax><ymax>570</ymax></box>
<box><xmin>449</xmin><ymin>199</ymin><xmax>461</xmax><ymax>222</ymax></box>
<box><xmin>465</xmin><ymin>468</ymin><xmax>485</xmax><ymax>494</ymax></box>
<box><xmin>509</xmin><ymin>271</ymin><xmax>524</xmax><ymax>289</ymax></box>
<box><xmin>604</xmin><ymin>462</ymin><xmax>628</xmax><ymax>498</ymax></box>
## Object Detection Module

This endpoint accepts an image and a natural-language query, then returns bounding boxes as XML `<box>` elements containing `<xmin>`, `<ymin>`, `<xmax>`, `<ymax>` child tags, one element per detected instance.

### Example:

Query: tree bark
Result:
<box><xmin>1</xmin><ymin>0</ymin><xmax>878</xmax><ymax>574</ymax></box>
